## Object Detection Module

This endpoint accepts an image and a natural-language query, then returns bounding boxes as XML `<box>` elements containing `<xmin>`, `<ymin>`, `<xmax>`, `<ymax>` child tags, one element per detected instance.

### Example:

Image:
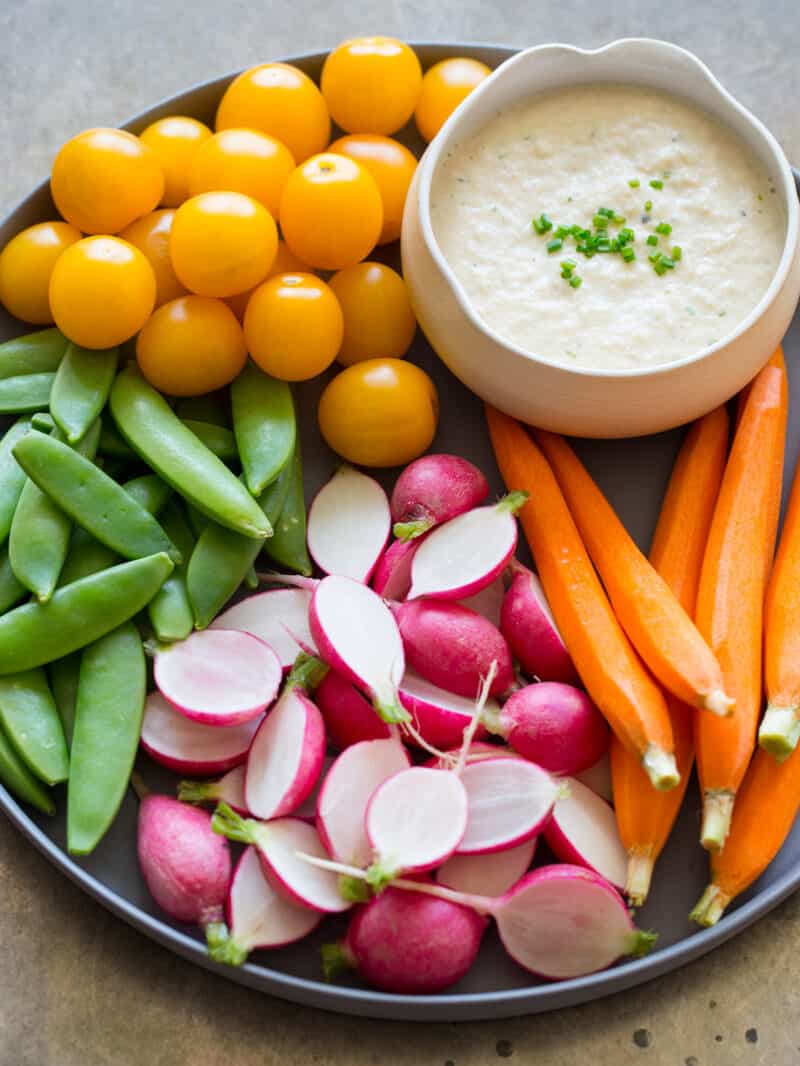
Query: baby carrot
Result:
<box><xmin>695</xmin><ymin>355</ymin><xmax>788</xmax><ymax>851</ymax></box>
<box><xmin>485</xmin><ymin>405</ymin><xmax>678</xmax><ymax>790</ymax></box>
<box><xmin>611</xmin><ymin>407</ymin><xmax>729</xmax><ymax>905</ymax></box>
<box><xmin>536</xmin><ymin>429</ymin><xmax>732</xmax><ymax>717</ymax></box>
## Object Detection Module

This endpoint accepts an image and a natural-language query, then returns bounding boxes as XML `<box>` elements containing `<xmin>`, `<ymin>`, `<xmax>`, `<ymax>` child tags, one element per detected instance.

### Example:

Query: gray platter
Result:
<box><xmin>1</xmin><ymin>43</ymin><xmax>799</xmax><ymax>1022</ymax></box>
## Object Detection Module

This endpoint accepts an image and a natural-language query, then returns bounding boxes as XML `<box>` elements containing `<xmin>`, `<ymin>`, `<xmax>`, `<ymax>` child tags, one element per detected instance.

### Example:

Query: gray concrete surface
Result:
<box><xmin>1</xmin><ymin>1</ymin><xmax>799</xmax><ymax>1063</ymax></box>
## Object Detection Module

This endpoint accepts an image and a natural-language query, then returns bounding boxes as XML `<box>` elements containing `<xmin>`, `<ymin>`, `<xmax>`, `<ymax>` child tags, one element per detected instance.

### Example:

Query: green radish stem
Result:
<box><xmin>205</xmin><ymin>921</ymin><xmax>248</xmax><ymax>966</ymax></box>
<box><xmin>495</xmin><ymin>490</ymin><xmax>529</xmax><ymax>515</ymax></box>
<box><xmin>321</xmin><ymin>941</ymin><xmax>356</xmax><ymax>981</ymax></box>
<box><xmin>393</xmin><ymin>519</ymin><xmax>431</xmax><ymax>542</ymax></box>
<box><xmin>453</xmin><ymin>661</ymin><xmax>498</xmax><ymax>776</ymax></box>
<box><xmin>285</xmin><ymin>652</ymin><xmax>328</xmax><ymax>692</ymax></box>
<box><xmin>758</xmin><ymin>705</ymin><xmax>800</xmax><ymax>760</ymax></box>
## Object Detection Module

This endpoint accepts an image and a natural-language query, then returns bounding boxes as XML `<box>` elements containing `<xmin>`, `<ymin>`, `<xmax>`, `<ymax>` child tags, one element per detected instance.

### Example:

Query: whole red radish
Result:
<box><xmin>315</xmin><ymin>670</ymin><xmax>392</xmax><ymax>749</ymax></box>
<box><xmin>391</xmin><ymin>454</ymin><xmax>489</xmax><ymax>541</ymax></box>
<box><xmin>500</xmin><ymin>562</ymin><xmax>578</xmax><ymax>684</ymax></box>
<box><xmin>371</xmin><ymin>537</ymin><xmax>421</xmax><ymax>600</ymax></box>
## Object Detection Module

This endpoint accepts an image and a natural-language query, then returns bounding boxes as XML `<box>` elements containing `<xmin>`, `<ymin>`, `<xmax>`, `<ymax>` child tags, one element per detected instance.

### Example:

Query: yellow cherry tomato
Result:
<box><xmin>415</xmin><ymin>58</ymin><xmax>492</xmax><ymax>143</ymax></box>
<box><xmin>318</xmin><ymin>358</ymin><xmax>438</xmax><ymax>467</ymax></box>
<box><xmin>51</xmin><ymin>128</ymin><xmax>164</xmax><ymax>234</ymax></box>
<box><xmin>279</xmin><ymin>153</ymin><xmax>382</xmax><ymax>271</ymax></box>
<box><xmin>119</xmin><ymin>209</ymin><xmax>187</xmax><ymax>307</ymax></box>
<box><xmin>244</xmin><ymin>273</ymin><xmax>343</xmax><ymax>382</ymax></box>
<box><xmin>139</xmin><ymin>116</ymin><xmax>212</xmax><ymax>207</ymax></box>
<box><xmin>328</xmin><ymin>134</ymin><xmax>416</xmax><ymax>244</ymax></box>
<box><xmin>136</xmin><ymin>295</ymin><xmax>247</xmax><ymax>396</ymax></box>
<box><xmin>0</xmin><ymin>221</ymin><xmax>82</xmax><ymax>324</ymax></box>
<box><xmin>188</xmin><ymin>128</ymin><xmax>295</xmax><ymax>218</ymax></box>
<box><xmin>329</xmin><ymin>262</ymin><xmax>416</xmax><ymax>365</ymax></box>
<box><xmin>49</xmin><ymin>236</ymin><xmax>156</xmax><ymax>349</ymax></box>
<box><xmin>216</xmin><ymin>63</ymin><xmax>330</xmax><ymax>164</ymax></box>
<box><xmin>321</xmin><ymin>37</ymin><xmax>422</xmax><ymax>135</ymax></box>
<box><xmin>224</xmin><ymin>239</ymin><xmax>314</xmax><ymax>319</ymax></box>
<box><xmin>170</xmin><ymin>191</ymin><xmax>277</xmax><ymax>298</ymax></box>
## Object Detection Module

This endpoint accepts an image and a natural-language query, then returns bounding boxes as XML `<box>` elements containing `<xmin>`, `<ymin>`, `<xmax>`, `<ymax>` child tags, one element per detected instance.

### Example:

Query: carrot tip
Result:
<box><xmin>689</xmin><ymin>884</ymin><xmax>730</xmax><ymax>927</ymax></box>
<box><xmin>700</xmin><ymin>791</ymin><xmax>735</xmax><ymax>852</ymax></box>
<box><xmin>703</xmin><ymin>689</ymin><xmax>735</xmax><ymax>718</ymax></box>
<box><xmin>626</xmin><ymin>850</ymin><xmax>655</xmax><ymax>909</ymax></box>
<box><xmin>641</xmin><ymin>746</ymin><xmax>680</xmax><ymax>791</ymax></box>
<box><xmin>758</xmin><ymin>705</ymin><xmax>800</xmax><ymax>761</ymax></box>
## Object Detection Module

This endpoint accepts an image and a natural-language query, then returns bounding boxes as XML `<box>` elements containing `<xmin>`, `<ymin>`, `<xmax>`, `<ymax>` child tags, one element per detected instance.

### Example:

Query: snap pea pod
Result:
<box><xmin>109</xmin><ymin>367</ymin><xmax>270</xmax><ymax>538</ymax></box>
<box><xmin>0</xmin><ymin>720</ymin><xmax>54</xmax><ymax>814</ymax></box>
<box><xmin>175</xmin><ymin>393</ymin><xmax>229</xmax><ymax>426</ymax></box>
<box><xmin>50</xmin><ymin>342</ymin><xmax>118</xmax><ymax>444</ymax></box>
<box><xmin>122</xmin><ymin>474</ymin><xmax>172</xmax><ymax>517</ymax></box>
<box><xmin>67</xmin><ymin>620</ymin><xmax>146</xmax><ymax>855</ymax></box>
<box><xmin>98</xmin><ymin>422</ymin><xmax>135</xmax><ymax>459</ymax></box>
<box><xmin>98</xmin><ymin>418</ymin><xmax>237</xmax><ymax>462</ymax></box>
<box><xmin>0</xmin><ymin>418</ymin><xmax>33</xmax><ymax>544</ymax></box>
<box><xmin>185</xmin><ymin>502</ymin><xmax>210</xmax><ymax>538</ymax></box>
<box><xmin>0</xmin><ymin>669</ymin><xmax>68</xmax><ymax>784</ymax></box>
<box><xmin>258</xmin><ymin>451</ymin><xmax>293</xmax><ymax>529</ymax></box>
<box><xmin>0</xmin><ymin>548</ymin><xmax>27</xmax><ymax>613</ymax></box>
<box><xmin>263</xmin><ymin>443</ymin><xmax>311</xmax><ymax>576</ymax></box>
<box><xmin>13</xmin><ymin>433</ymin><xmax>180</xmax><ymax>563</ymax></box>
<box><xmin>49</xmin><ymin>654</ymin><xmax>80</xmax><ymax>749</ymax></box>
<box><xmin>0</xmin><ymin>552</ymin><xmax>173</xmax><ymax>674</ymax></box>
<box><xmin>231</xmin><ymin>362</ymin><xmax>296</xmax><ymax>495</ymax></box>
<box><xmin>148</xmin><ymin>500</ymin><xmax>195</xmax><ymax>642</ymax></box>
<box><xmin>187</xmin><ymin>522</ymin><xmax>266</xmax><ymax>629</ymax></box>
<box><xmin>0</xmin><ymin>328</ymin><xmax>67</xmax><ymax>379</ymax></box>
<box><xmin>30</xmin><ymin>411</ymin><xmax>54</xmax><ymax>432</ymax></box>
<box><xmin>0</xmin><ymin>372</ymin><xmax>55</xmax><ymax>413</ymax></box>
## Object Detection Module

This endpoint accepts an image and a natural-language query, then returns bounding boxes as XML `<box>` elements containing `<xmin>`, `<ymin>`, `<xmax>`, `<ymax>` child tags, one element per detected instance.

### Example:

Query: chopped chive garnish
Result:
<box><xmin>671</xmin><ymin>245</ymin><xmax>682</xmax><ymax>261</ymax></box>
<box><xmin>532</xmin><ymin>213</ymin><xmax>553</xmax><ymax>234</ymax></box>
<box><xmin>612</xmin><ymin>214</ymin><xmax>626</xmax><ymax>225</ymax></box>
<box><xmin>555</xmin><ymin>225</ymin><xmax>571</xmax><ymax>239</ymax></box>
<box><xmin>649</xmin><ymin>179</ymin><xmax>664</xmax><ymax>189</ymax></box>
<box><xmin>655</xmin><ymin>222</ymin><xmax>672</xmax><ymax>236</ymax></box>
<box><xmin>644</xmin><ymin>199</ymin><xmax>653</xmax><ymax>212</ymax></box>
<box><xmin>646</xmin><ymin>234</ymin><xmax>659</xmax><ymax>247</ymax></box>
<box><xmin>568</xmin><ymin>275</ymin><xmax>582</xmax><ymax>288</ymax></box>
<box><xmin>621</xmin><ymin>246</ymin><xmax>636</xmax><ymax>263</ymax></box>
<box><xmin>598</xmin><ymin>207</ymin><xmax>615</xmax><ymax>218</ymax></box>
<box><xmin>546</xmin><ymin>237</ymin><xmax>563</xmax><ymax>253</ymax></box>
<box><xmin>593</xmin><ymin>214</ymin><xmax>609</xmax><ymax>229</ymax></box>
<box><xmin>629</xmin><ymin>178</ymin><xmax>640</xmax><ymax>188</ymax></box>
<box><xmin>619</xmin><ymin>227</ymin><xmax>635</xmax><ymax>242</ymax></box>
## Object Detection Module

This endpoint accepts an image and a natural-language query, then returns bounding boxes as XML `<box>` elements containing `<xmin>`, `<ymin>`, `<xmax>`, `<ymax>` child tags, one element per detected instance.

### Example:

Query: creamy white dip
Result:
<box><xmin>430</xmin><ymin>84</ymin><xmax>785</xmax><ymax>370</ymax></box>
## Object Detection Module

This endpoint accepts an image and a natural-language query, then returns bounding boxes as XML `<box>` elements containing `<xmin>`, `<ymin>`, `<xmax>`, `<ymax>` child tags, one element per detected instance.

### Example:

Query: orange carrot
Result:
<box><xmin>695</xmin><ymin>355</ymin><xmax>788</xmax><ymax>851</ymax></box>
<box><xmin>485</xmin><ymin>404</ymin><xmax>678</xmax><ymax>790</ymax></box>
<box><xmin>611</xmin><ymin>407</ymin><xmax>729</xmax><ymax>906</ymax></box>
<box><xmin>536</xmin><ymin>429</ymin><xmax>732</xmax><ymax>717</ymax></box>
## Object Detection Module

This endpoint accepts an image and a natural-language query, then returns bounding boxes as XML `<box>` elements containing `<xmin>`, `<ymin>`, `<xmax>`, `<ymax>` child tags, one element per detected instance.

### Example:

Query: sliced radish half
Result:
<box><xmin>295</xmin><ymin>755</ymin><xmax>334</xmax><ymax>822</ymax></box>
<box><xmin>500</xmin><ymin>562</ymin><xmax>578</xmax><ymax>684</ymax></box>
<box><xmin>211</xmin><ymin>588</ymin><xmax>315</xmax><ymax>671</ymax></box>
<box><xmin>178</xmin><ymin>765</ymin><xmax>249</xmax><ymax>815</ymax></box>
<box><xmin>574</xmin><ymin>752</ymin><xmax>614</xmax><ymax>804</ymax></box>
<box><xmin>307</xmin><ymin>466</ymin><xmax>390</xmax><ymax>582</ymax></box>
<box><xmin>155</xmin><ymin>629</ymin><xmax>282</xmax><ymax>725</ymax></box>
<box><xmin>141</xmin><ymin>692</ymin><xmax>262</xmax><ymax>774</ymax></box>
<box><xmin>543</xmin><ymin>777</ymin><xmax>627</xmax><ymax>889</ymax></box>
<box><xmin>399</xmin><ymin>671</ymin><xmax>491</xmax><ymax>750</ymax></box>
<box><xmin>315</xmin><ymin>671</ymin><xmax>392</xmax><ymax>750</ymax></box>
<box><xmin>458</xmin><ymin>576</ymin><xmax>505</xmax><ymax>626</ymax></box>
<box><xmin>371</xmin><ymin>538</ymin><xmax>420</xmax><ymax>601</ymax></box>
<box><xmin>457</xmin><ymin>756</ymin><xmax>558</xmax><ymax>855</ymax></box>
<box><xmin>436</xmin><ymin>838</ymin><xmax>536</xmax><ymax>898</ymax></box>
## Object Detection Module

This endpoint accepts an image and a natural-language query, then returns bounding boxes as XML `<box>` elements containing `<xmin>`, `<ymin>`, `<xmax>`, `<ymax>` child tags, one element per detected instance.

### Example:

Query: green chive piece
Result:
<box><xmin>598</xmin><ymin>207</ymin><xmax>615</xmax><ymax>218</ymax></box>
<box><xmin>546</xmin><ymin>237</ymin><xmax>563</xmax><ymax>253</ymax></box>
<box><xmin>656</xmin><ymin>222</ymin><xmax>672</xmax><ymax>236</ymax></box>
<box><xmin>612</xmin><ymin>214</ymin><xmax>626</xmax><ymax>225</ymax></box>
<box><xmin>560</xmin><ymin>259</ymin><xmax>576</xmax><ymax>277</ymax></box>
<box><xmin>645</xmin><ymin>199</ymin><xmax>653</xmax><ymax>212</ymax></box>
<box><xmin>621</xmin><ymin>246</ymin><xmax>636</xmax><ymax>263</ymax></box>
<box><xmin>593</xmin><ymin>214</ymin><xmax>609</xmax><ymax>229</ymax></box>
<box><xmin>650</xmin><ymin>179</ymin><xmax>664</xmax><ymax>189</ymax></box>
<box><xmin>629</xmin><ymin>178</ymin><xmax>640</xmax><ymax>188</ymax></box>
<box><xmin>619</xmin><ymin>227</ymin><xmax>635</xmax><ymax>243</ymax></box>
<box><xmin>555</xmin><ymin>225</ymin><xmax>571</xmax><ymax>239</ymax></box>
<box><xmin>569</xmin><ymin>275</ymin><xmax>582</xmax><ymax>289</ymax></box>
<box><xmin>532</xmin><ymin>213</ymin><xmax>553</xmax><ymax>235</ymax></box>
<box><xmin>672</xmin><ymin>246</ymin><xmax>683</xmax><ymax>261</ymax></box>
<box><xmin>647</xmin><ymin>234</ymin><xmax>659</xmax><ymax>247</ymax></box>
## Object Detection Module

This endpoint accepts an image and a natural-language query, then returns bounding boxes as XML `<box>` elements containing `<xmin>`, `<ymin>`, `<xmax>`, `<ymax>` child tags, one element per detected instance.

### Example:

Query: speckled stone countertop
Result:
<box><xmin>1</xmin><ymin>2</ymin><xmax>799</xmax><ymax>1063</ymax></box>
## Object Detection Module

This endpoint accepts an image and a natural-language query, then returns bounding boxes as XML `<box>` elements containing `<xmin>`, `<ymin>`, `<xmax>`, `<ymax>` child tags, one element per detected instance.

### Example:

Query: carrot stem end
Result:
<box><xmin>626</xmin><ymin>849</ymin><xmax>655</xmax><ymax>908</ymax></box>
<box><xmin>700</xmin><ymin>791</ymin><xmax>734</xmax><ymax>852</ymax></box>
<box><xmin>758</xmin><ymin>705</ymin><xmax>800</xmax><ymax>761</ymax></box>
<box><xmin>641</xmin><ymin>746</ymin><xmax>680</xmax><ymax>791</ymax></box>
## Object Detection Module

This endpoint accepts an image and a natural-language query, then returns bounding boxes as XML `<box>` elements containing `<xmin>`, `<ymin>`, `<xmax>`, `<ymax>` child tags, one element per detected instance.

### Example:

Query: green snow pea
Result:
<box><xmin>185</xmin><ymin>502</ymin><xmax>211</xmax><ymax>538</ymax></box>
<box><xmin>231</xmin><ymin>362</ymin><xmax>296</xmax><ymax>495</ymax></box>
<box><xmin>183</xmin><ymin>420</ymin><xmax>239</xmax><ymax>462</ymax></box>
<box><xmin>0</xmin><ymin>328</ymin><xmax>67</xmax><ymax>379</ymax></box>
<box><xmin>263</xmin><ymin>443</ymin><xmax>311</xmax><ymax>576</ymax></box>
<box><xmin>0</xmin><ymin>720</ymin><xmax>54</xmax><ymax>815</ymax></box>
<box><xmin>0</xmin><ymin>372</ymin><xmax>55</xmax><ymax>413</ymax></box>
<box><xmin>98</xmin><ymin>422</ymin><xmax>135</xmax><ymax>459</ymax></box>
<box><xmin>0</xmin><ymin>549</ymin><xmax>26</xmax><ymax>613</ymax></box>
<box><xmin>67</xmin><ymin>620</ymin><xmax>145</xmax><ymax>855</ymax></box>
<box><xmin>0</xmin><ymin>418</ymin><xmax>33</xmax><ymax>544</ymax></box>
<box><xmin>0</xmin><ymin>552</ymin><xmax>173</xmax><ymax>674</ymax></box>
<box><xmin>122</xmin><ymin>474</ymin><xmax>172</xmax><ymax>517</ymax></box>
<box><xmin>109</xmin><ymin>367</ymin><xmax>270</xmax><ymax>538</ymax></box>
<box><xmin>175</xmin><ymin>392</ymin><xmax>229</xmax><ymax>426</ymax></box>
<box><xmin>148</xmin><ymin>500</ymin><xmax>195</xmax><ymax>642</ymax></box>
<box><xmin>13</xmin><ymin>433</ymin><xmax>180</xmax><ymax>563</ymax></box>
<box><xmin>49</xmin><ymin>654</ymin><xmax>80</xmax><ymax>749</ymax></box>
<box><xmin>257</xmin><ymin>451</ymin><xmax>293</xmax><ymax>529</ymax></box>
<box><xmin>50</xmin><ymin>342</ymin><xmax>118</xmax><ymax>444</ymax></box>
<box><xmin>187</xmin><ymin>521</ymin><xmax>266</xmax><ymax>629</ymax></box>
<box><xmin>30</xmin><ymin>411</ymin><xmax>55</xmax><ymax>432</ymax></box>
<box><xmin>0</xmin><ymin>668</ymin><xmax>68</xmax><ymax>784</ymax></box>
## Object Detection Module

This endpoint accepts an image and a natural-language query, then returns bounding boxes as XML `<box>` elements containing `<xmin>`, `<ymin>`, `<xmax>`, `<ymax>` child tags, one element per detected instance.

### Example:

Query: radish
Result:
<box><xmin>140</xmin><ymin>692</ymin><xmax>262</xmax><ymax>774</ymax></box>
<box><xmin>212</xmin><ymin>804</ymin><xmax>351</xmax><ymax>914</ymax></box>
<box><xmin>482</xmin><ymin>682</ymin><xmax>609</xmax><ymax>775</ymax></box>
<box><xmin>399</xmin><ymin>671</ymin><xmax>492</xmax><ymax>750</ymax></box>
<box><xmin>245</xmin><ymin>655</ymin><xmax>328</xmax><ymax>821</ymax></box>
<box><xmin>315</xmin><ymin>671</ymin><xmax>392</xmax><ymax>749</ymax></box>
<box><xmin>178</xmin><ymin>765</ymin><xmax>249</xmax><ymax>815</ymax></box>
<box><xmin>154</xmin><ymin>629</ymin><xmax>282</xmax><ymax>726</ymax></box>
<box><xmin>307</xmin><ymin>466</ymin><xmax>390</xmax><ymax>583</ymax></box>
<box><xmin>394</xmin><ymin>599</ymin><xmax>514</xmax><ymax>698</ymax></box>
<box><xmin>371</xmin><ymin>538</ymin><xmax>420</xmax><ymax>600</ymax></box>
<box><xmin>543</xmin><ymin>777</ymin><xmax>627</xmax><ymax>889</ymax></box>
<box><xmin>208</xmin><ymin>846</ymin><xmax>322</xmax><ymax>966</ymax></box>
<box><xmin>574</xmin><ymin>751</ymin><xmax>614</xmax><ymax>804</ymax></box>
<box><xmin>456</xmin><ymin>756</ymin><xmax>558</xmax><ymax>854</ymax></box>
<box><xmin>323</xmin><ymin>884</ymin><xmax>487</xmax><ymax>993</ymax></box>
<box><xmin>436</xmin><ymin>838</ymin><xmax>536</xmax><ymax>898</ymax></box>
<box><xmin>391</xmin><ymin>454</ymin><xmax>489</xmax><ymax>541</ymax></box>
<box><xmin>424</xmin><ymin>741</ymin><xmax>512</xmax><ymax>769</ymax></box>
<box><xmin>500</xmin><ymin>562</ymin><xmax>578</xmax><ymax>684</ymax></box>
<box><xmin>294</xmin><ymin>755</ymin><xmax>334</xmax><ymax>821</ymax></box>
<box><xmin>407</xmin><ymin>493</ymin><xmax>527</xmax><ymax>601</ymax></box>
<box><xmin>310</xmin><ymin>575</ymin><xmax>407</xmax><ymax>723</ymax></box>
<box><xmin>317</xmin><ymin>738</ymin><xmax>410</xmax><ymax>866</ymax></box>
<box><xmin>211</xmin><ymin>588</ymin><xmax>315</xmax><ymax>671</ymax></box>
<box><xmin>459</xmin><ymin>576</ymin><xmax>505</xmax><ymax>626</ymax></box>
<box><xmin>365</xmin><ymin>766</ymin><xmax>468</xmax><ymax>883</ymax></box>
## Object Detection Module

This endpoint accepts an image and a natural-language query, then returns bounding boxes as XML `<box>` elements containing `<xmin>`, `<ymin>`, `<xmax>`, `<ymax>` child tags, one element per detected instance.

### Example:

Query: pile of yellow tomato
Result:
<box><xmin>0</xmin><ymin>38</ymin><xmax>490</xmax><ymax>467</ymax></box>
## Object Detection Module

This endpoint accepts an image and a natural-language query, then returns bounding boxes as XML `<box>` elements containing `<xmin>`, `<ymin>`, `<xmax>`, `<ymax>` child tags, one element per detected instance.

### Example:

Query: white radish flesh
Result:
<box><xmin>294</xmin><ymin>755</ymin><xmax>334</xmax><ymax>821</ymax></box>
<box><xmin>307</xmin><ymin>466</ymin><xmax>390</xmax><ymax>583</ymax></box>
<box><xmin>211</xmin><ymin>588</ymin><xmax>315</xmax><ymax>671</ymax></box>
<box><xmin>500</xmin><ymin>563</ymin><xmax>578</xmax><ymax>684</ymax></box>
<box><xmin>141</xmin><ymin>692</ymin><xmax>262</xmax><ymax>774</ymax></box>
<box><xmin>317</xmin><ymin>738</ymin><xmax>410</xmax><ymax>865</ymax></box>
<box><xmin>459</xmin><ymin>576</ymin><xmax>505</xmax><ymax>626</ymax></box>
<box><xmin>436</xmin><ymin>838</ymin><xmax>536</xmax><ymax>898</ymax></box>
<box><xmin>399</xmin><ymin>671</ymin><xmax>491</xmax><ymax>750</ymax></box>
<box><xmin>457</xmin><ymin>756</ymin><xmax>558</xmax><ymax>854</ymax></box>
<box><xmin>315</xmin><ymin>671</ymin><xmax>391</xmax><ymax>749</ymax></box>
<box><xmin>391</xmin><ymin>454</ymin><xmax>489</xmax><ymax>541</ymax></box>
<box><xmin>371</xmin><ymin>538</ymin><xmax>420</xmax><ymax>600</ymax></box>
<box><xmin>155</xmin><ymin>629</ymin><xmax>281</xmax><ymax>726</ymax></box>
<box><xmin>256</xmin><ymin>817</ymin><xmax>351</xmax><ymax>913</ymax></box>
<box><xmin>574</xmin><ymin>751</ymin><xmax>614</xmax><ymax>804</ymax></box>
<box><xmin>543</xmin><ymin>777</ymin><xmax>627</xmax><ymax>889</ymax></box>
<box><xmin>178</xmin><ymin>765</ymin><xmax>249</xmax><ymax>815</ymax></box>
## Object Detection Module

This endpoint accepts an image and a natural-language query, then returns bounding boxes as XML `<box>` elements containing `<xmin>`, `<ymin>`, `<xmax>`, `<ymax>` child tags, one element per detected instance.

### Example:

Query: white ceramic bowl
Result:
<box><xmin>402</xmin><ymin>39</ymin><xmax>800</xmax><ymax>438</ymax></box>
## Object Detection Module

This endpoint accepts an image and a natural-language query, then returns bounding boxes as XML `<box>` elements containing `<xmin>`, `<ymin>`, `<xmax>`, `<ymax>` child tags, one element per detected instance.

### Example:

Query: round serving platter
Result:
<box><xmin>1</xmin><ymin>43</ymin><xmax>799</xmax><ymax>1022</ymax></box>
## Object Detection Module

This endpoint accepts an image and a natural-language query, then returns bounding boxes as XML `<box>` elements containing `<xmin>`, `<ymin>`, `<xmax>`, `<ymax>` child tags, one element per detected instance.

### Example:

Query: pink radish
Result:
<box><xmin>543</xmin><ymin>777</ymin><xmax>627</xmax><ymax>889</ymax></box>
<box><xmin>294</xmin><ymin>755</ymin><xmax>334</xmax><ymax>821</ymax></box>
<box><xmin>140</xmin><ymin>692</ymin><xmax>262</xmax><ymax>774</ymax></box>
<box><xmin>391</xmin><ymin>454</ymin><xmax>489</xmax><ymax>541</ymax></box>
<box><xmin>574</xmin><ymin>751</ymin><xmax>613</xmax><ymax>804</ymax></box>
<box><xmin>456</xmin><ymin>756</ymin><xmax>558</xmax><ymax>854</ymax></box>
<box><xmin>399</xmin><ymin>672</ymin><xmax>492</xmax><ymax>750</ymax></box>
<box><xmin>245</xmin><ymin>655</ymin><xmax>328</xmax><ymax>821</ymax></box>
<box><xmin>317</xmin><ymin>738</ymin><xmax>410</xmax><ymax>865</ymax></box>
<box><xmin>315</xmin><ymin>671</ymin><xmax>391</xmax><ymax>749</ymax></box>
<box><xmin>310</xmin><ymin>575</ymin><xmax>407</xmax><ymax>723</ymax></box>
<box><xmin>394</xmin><ymin>599</ymin><xmax>514</xmax><ymax>698</ymax></box>
<box><xmin>212</xmin><ymin>804</ymin><xmax>351</xmax><ymax>914</ymax></box>
<box><xmin>371</xmin><ymin>538</ymin><xmax>420</xmax><ymax>600</ymax></box>
<box><xmin>483</xmin><ymin>682</ymin><xmax>609</xmax><ymax>775</ymax></box>
<box><xmin>407</xmin><ymin>493</ymin><xmax>526</xmax><ymax>601</ymax></box>
<box><xmin>436</xmin><ymin>838</ymin><xmax>536</xmax><ymax>898</ymax></box>
<box><xmin>500</xmin><ymin>562</ymin><xmax>578</xmax><ymax>684</ymax></box>
<box><xmin>211</xmin><ymin>588</ymin><xmax>315</xmax><ymax>671</ymax></box>
<box><xmin>323</xmin><ymin>884</ymin><xmax>487</xmax><ymax>993</ymax></box>
<box><xmin>459</xmin><ymin>576</ymin><xmax>505</xmax><ymax>626</ymax></box>
<box><xmin>178</xmin><ymin>765</ymin><xmax>249</xmax><ymax>815</ymax></box>
<box><xmin>307</xmin><ymin>466</ymin><xmax>390</xmax><ymax>582</ymax></box>
<box><xmin>424</xmin><ymin>741</ymin><xmax>511</xmax><ymax>769</ymax></box>
<box><xmin>208</xmin><ymin>846</ymin><xmax>322</xmax><ymax>966</ymax></box>
<box><xmin>365</xmin><ymin>766</ymin><xmax>468</xmax><ymax>882</ymax></box>
<box><xmin>154</xmin><ymin>629</ymin><xmax>282</xmax><ymax>726</ymax></box>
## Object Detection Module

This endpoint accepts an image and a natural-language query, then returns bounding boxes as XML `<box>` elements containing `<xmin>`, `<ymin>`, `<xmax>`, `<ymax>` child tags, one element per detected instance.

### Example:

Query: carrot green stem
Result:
<box><xmin>625</xmin><ymin>848</ymin><xmax>655</xmax><ymax>909</ymax></box>
<box><xmin>758</xmin><ymin>704</ymin><xmax>800</xmax><ymax>760</ymax></box>
<box><xmin>641</xmin><ymin>746</ymin><xmax>680</xmax><ymax>791</ymax></box>
<box><xmin>393</xmin><ymin>519</ymin><xmax>432</xmax><ymax>542</ymax></box>
<box><xmin>689</xmin><ymin>883</ymin><xmax>730</xmax><ymax>927</ymax></box>
<box><xmin>703</xmin><ymin>689</ymin><xmax>735</xmax><ymax>717</ymax></box>
<box><xmin>700</xmin><ymin>790</ymin><xmax>735</xmax><ymax>851</ymax></box>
